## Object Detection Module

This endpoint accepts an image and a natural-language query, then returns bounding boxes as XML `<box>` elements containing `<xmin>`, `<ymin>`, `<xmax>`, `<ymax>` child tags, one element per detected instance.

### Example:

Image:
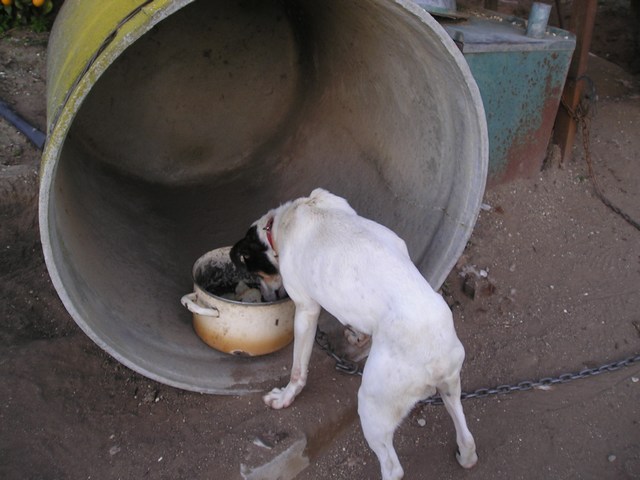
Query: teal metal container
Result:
<box><xmin>441</xmin><ymin>10</ymin><xmax>576</xmax><ymax>184</ymax></box>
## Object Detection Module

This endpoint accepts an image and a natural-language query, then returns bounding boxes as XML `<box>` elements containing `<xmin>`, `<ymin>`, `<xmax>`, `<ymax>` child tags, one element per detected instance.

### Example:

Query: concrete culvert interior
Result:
<box><xmin>40</xmin><ymin>0</ymin><xmax>487</xmax><ymax>393</ymax></box>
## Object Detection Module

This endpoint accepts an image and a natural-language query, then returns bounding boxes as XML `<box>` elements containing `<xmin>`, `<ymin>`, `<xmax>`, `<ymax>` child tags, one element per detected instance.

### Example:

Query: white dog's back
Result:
<box><xmin>277</xmin><ymin>189</ymin><xmax>458</xmax><ymax>356</ymax></box>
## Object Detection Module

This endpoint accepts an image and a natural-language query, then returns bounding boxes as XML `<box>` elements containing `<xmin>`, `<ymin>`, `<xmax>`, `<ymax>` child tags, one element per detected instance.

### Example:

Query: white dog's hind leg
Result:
<box><xmin>358</xmin><ymin>359</ymin><xmax>407</xmax><ymax>480</ymax></box>
<box><xmin>344</xmin><ymin>327</ymin><xmax>371</xmax><ymax>362</ymax></box>
<box><xmin>344</xmin><ymin>327</ymin><xmax>370</xmax><ymax>348</ymax></box>
<box><xmin>358</xmin><ymin>398</ymin><xmax>405</xmax><ymax>480</ymax></box>
<box><xmin>263</xmin><ymin>301</ymin><xmax>320</xmax><ymax>409</ymax></box>
<box><xmin>437</xmin><ymin>374</ymin><xmax>478</xmax><ymax>469</ymax></box>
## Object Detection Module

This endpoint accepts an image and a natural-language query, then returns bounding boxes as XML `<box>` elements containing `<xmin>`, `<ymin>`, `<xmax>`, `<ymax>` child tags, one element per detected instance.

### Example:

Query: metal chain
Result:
<box><xmin>315</xmin><ymin>329</ymin><xmax>362</xmax><ymax>376</ymax></box>
<box><xmin>315</xmin><ymin>328</ymin><xmax>640</xmax><ymax>406</ymax></box>
<box><xmin>561</xmin><ymin>76</ymin><xmax>640</xmax><ymax>231</ymax></box>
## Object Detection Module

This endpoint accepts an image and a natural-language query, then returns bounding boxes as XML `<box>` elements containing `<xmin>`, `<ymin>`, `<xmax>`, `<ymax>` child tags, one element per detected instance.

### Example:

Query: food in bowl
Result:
<box><xmin>220</xmin><ymin>280</ymin><xmax>263</xmax><ymax>303</ymax></box>
<box><xmin>201</xmin><ymin>274</ymin><xmax>266</xmax><ymax>304</ymax></box>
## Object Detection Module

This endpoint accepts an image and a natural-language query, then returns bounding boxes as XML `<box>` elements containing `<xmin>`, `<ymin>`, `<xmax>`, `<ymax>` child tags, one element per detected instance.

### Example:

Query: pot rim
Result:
<box><xmin>194</xmin><ymin>283</ymin><xmax>292</xmax><ymax>307</ymax></box>
<box><xmin>192</xmin><ymin>247</ymin><xmax>292</xmax><ymax>307</ymax></box>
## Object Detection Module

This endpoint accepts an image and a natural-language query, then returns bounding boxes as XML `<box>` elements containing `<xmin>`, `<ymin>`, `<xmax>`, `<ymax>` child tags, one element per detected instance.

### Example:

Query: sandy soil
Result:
<box><xmin>1</xmin><ymin>3</ymin><xmax>639</xmax><ymax>479</ymax></box>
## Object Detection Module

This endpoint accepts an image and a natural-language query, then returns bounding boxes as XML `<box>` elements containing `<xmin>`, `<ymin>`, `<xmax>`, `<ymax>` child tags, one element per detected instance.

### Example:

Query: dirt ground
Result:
<box><xmin>1</xmin><ymin>2</ymin><xmax>640</xmax><ymax>480</ymax></box>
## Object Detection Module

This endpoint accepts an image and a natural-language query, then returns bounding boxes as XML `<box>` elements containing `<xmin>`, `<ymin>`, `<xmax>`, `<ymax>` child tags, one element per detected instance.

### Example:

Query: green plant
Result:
<box><xmin>1</xmin><ymin>0</ymin><xmax>56</xmax><ymax>34</ymax></box>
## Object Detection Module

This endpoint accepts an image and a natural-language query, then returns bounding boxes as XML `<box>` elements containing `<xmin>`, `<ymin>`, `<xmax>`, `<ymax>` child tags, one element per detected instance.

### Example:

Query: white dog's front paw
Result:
<box><xmin>263</xmin><ymin>387</ymin><xmax>295</xmax><ymax>409</ymax></box>
<box><xmin>456</xmin><ymin>448</ymin><xmax>478</xmax><ymax>469</ymax></box>
<box><xmin>380</xmin><ymin>464</ymin><xmax>404</xmax><ymax>480</ymax></box>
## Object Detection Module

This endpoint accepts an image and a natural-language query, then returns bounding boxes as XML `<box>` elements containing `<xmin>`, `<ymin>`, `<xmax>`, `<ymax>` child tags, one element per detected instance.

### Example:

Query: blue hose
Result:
<box><xmin>0</xmin><ymin>99</ymin><xmax>46</xmax><ymax>150</ymax></box>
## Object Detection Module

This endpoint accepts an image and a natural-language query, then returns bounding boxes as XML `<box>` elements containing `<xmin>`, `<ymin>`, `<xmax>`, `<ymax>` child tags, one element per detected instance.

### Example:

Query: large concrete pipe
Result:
<box><xmin>40</xmin><ymin>0</ymin><xmax>488</xmax><ymax>393</ymax></box>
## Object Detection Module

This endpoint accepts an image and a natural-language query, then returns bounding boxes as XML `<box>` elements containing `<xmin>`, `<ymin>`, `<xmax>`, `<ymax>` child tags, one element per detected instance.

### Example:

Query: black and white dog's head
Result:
<box><xmin>230</xmin><ymin>214</ymin><xmax>286</xmax><ymax>302</ymax></box>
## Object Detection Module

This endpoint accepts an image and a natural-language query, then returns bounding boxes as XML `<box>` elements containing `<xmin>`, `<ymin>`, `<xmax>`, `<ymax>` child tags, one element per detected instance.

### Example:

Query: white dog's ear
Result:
<box><xmin>229</xmin><ymin>240</ymin><xmax>248</xmax><ymax>270</ymax></box>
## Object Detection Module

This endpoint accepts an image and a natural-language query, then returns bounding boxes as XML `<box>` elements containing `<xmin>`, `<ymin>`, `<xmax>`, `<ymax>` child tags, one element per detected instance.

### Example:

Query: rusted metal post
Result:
<box><xmin>553</xmin><ymin>0</ymin><xmax>597</xmax><ymax>162</ymax></box>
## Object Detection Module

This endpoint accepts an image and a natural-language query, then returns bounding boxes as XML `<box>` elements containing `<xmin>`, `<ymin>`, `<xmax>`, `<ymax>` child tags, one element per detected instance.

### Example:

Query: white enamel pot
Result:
<box><xmin>181</xmin><ymin>247</ymin><xmax>294</xmax><ymax>356</ymax></box>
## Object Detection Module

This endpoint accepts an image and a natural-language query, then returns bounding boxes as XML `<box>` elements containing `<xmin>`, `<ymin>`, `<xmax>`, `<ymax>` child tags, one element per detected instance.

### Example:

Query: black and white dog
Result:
<box><xmin>230</xmin><ymin>188</ymin><xmax>477</xmax><ymax>480</ymax></box>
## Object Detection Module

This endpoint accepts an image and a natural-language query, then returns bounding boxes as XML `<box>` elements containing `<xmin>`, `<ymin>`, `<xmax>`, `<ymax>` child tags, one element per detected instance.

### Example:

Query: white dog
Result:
<box><xmin>230</xmin><ymin>188</ymin><xmax>477</xmax><ymax>480</ymax></box>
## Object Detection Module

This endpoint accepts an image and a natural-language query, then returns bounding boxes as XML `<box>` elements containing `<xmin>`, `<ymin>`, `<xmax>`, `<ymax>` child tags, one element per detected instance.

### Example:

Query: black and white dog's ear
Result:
<box><xmin>230</xmin><ymin>225</ymin><xmax>266</xmax><ymax>270</ymax></box>
<box><xmin>229</xmin><ymin>244</ymin><xmax>246</xmax><ymax>269</ymax></box>
<box><xmin>230</xmin><ymin>237</ymin><xmax>250</xmax><ymax>270</ymax></box>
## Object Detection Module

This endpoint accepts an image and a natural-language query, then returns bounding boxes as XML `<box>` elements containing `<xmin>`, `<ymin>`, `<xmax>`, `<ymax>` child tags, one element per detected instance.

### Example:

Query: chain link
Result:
<box><xmin>315</xmin><ymin>328</ymin><xmax>640</xmax><ymax>406</ymax></box>
<box><xmin>561</xmin><ymin>75</ymin><xmax>640</xmax><ymax>231</ymax></box>
<box><xmin>315</xmin><ymin>329</ymin><xmax>362</xmax><ymax>376</ymax></box>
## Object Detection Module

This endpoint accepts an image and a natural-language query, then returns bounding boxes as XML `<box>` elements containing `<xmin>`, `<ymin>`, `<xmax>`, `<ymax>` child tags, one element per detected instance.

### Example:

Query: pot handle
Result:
<box><xmin>181</xmin><ymin>293</ymin><xmax>220</xmax><ymax>318</ymax></box>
